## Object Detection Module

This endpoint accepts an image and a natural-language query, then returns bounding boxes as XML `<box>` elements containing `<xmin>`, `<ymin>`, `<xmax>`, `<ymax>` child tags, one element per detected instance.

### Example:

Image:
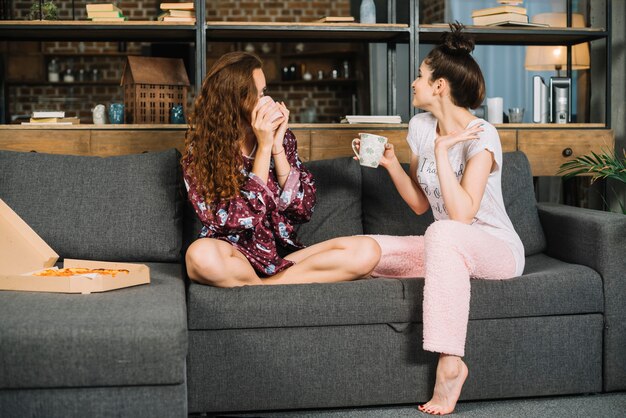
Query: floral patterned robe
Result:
<box><xmin>182</xmin><ymin>129</ymin><xmax>316</xmax><ymax>276</ymax></box>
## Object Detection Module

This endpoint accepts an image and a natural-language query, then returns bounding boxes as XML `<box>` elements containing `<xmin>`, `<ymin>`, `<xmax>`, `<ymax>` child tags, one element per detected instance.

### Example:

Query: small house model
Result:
<box><xmin>121</xmin><ymin>56</ymin><xmax>190</xmax><ymax>124</ymax></box>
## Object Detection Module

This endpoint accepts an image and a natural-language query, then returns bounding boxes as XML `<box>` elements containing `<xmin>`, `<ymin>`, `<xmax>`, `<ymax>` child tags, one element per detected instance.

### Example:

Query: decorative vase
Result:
<box><xmin>360</xmin><ymin>0</ymin><xmax>376</xmax><ymax>24</ymax></box>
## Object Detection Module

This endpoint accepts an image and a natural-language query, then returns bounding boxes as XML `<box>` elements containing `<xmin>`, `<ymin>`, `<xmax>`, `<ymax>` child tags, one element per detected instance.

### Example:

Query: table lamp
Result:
<box><xmin>524</xmin><ymin>13</ymin><xmax>590</xmax><ymax>75</ymax></box>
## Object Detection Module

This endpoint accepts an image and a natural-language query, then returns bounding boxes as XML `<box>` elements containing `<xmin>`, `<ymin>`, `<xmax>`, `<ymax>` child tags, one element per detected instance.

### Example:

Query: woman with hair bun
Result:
<box><xmin>360</xmin><ymin>23</ymin><xmax>525</xmax><ymax>415</ymax></box>
<box><xmin>183</xmin><ymin>51</ymin><xmax>380</xmax><ymax>287</ymax></box>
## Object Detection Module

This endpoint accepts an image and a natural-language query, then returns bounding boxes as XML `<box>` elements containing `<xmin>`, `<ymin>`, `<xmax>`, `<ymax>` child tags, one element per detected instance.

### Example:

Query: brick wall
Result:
<box><xmin>207</xmin><ymin>0</ymin><xmax>349</xmax><ymax>22</ymax></box>
<box><xmin>6</xmin><ymin>1</ymin><xmax>358</xmax><ymax>123</ymax></box>
<box><xmin>205</xmin><ymin>0</ymin><xmax>356</xmax><ymax>123</ymax></box>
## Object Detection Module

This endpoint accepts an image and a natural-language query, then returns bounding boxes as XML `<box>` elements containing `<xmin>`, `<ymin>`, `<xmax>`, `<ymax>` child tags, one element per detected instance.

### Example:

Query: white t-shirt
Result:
<box><xmin>407</xmin><ymin>112</ymin><xmax>525</xmax><ymax>276</ymax></box>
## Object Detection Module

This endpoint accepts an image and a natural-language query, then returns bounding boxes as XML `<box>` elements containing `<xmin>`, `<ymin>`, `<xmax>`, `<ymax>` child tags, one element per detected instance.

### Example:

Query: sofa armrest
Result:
<box><xmin>537</xmin><ymin>202</ymin><xmax>626</xmax><ymax>391</ymax></box>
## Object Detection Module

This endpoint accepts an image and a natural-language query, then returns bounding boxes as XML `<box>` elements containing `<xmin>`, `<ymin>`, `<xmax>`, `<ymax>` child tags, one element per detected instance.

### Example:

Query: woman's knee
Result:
<box><xmin>346</xmin><ymin>236</ymin><xmax>381</xmax><ymax>275</ymax></box>
<box><xmin>424</xmin><ymin>220</ymin><xmax>465</xmax><ymax>244</ymax></box>
<box><xmin>185</xmin><ymin>239</ymin><xmax>227</xmax><ymax>286</ymax></box>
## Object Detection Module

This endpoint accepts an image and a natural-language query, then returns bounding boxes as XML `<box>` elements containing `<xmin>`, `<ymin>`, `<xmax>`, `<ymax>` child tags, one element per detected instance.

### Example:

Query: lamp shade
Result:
<box><xmin>525</xmin><ymin>13</ymin><xmax>590</xmax><ymax>71</ymax></box>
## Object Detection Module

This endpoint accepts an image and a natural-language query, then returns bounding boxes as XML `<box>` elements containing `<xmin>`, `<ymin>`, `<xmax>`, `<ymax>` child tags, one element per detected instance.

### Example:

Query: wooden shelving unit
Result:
<box><xmin>0</xmin><ymin>0</ymin><xmax>614</xmax><ymax>176</ymax></box>
<box><xmin>0</xmin><ymin>21</ymin><xmax>196</xmax><ymax>42</ymax></box>
<box><xmin>418</xmin><ymin>24</ymin><xmax>608</xmax><ymax>46</ymax></box>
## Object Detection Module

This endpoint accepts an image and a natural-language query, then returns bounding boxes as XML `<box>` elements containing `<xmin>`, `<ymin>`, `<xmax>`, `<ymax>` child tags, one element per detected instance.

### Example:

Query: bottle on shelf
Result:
<box><xmin>63</xmin><ymin>67</ymin><xmax>75</xmax><ymax>83</ymax></box>
<box><xmin>343</xmin><ymin>60</ymin><xmax>350</xmax><ymax>79</ymax></box>
<box><xmin>359</xmin><ymin>0</ymin><xmax>376</xmax><ymax>24</ymax></box>
<box><xmin>299</xmin><ymin>98</ymin><xmax>317</xmax><ymax>123</ymax></box>
<box><xmin>48</xmin><ymin>59</ymin><xmax>60</xmax><ymax>83</ymax></box>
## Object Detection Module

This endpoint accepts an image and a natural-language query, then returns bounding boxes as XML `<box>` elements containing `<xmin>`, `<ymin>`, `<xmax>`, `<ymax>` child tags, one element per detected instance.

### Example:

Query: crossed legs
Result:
<box><xmin>185</xmin><ymin>235</ymin><xmax>381</xmax><ymax>287</ymax></box>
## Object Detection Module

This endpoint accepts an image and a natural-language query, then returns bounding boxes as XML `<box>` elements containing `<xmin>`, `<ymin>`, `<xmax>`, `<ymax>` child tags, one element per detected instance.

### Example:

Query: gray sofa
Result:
<box><xmin>1</xmin><ymin>148</ymin><xmax>624</xmax><ymax>417</ymax></box>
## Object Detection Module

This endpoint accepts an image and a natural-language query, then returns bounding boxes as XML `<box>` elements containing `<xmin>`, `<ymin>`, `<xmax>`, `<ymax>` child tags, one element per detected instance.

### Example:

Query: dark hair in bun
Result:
<box><xmin>423</xmin><ymin>22</ymin><xmax>485</xmax><ymax>109</ymax></box>
<box><xmin>440</xmin><ymin>21</ymin><xmax>475</xmax><ymax>55</ymax></box>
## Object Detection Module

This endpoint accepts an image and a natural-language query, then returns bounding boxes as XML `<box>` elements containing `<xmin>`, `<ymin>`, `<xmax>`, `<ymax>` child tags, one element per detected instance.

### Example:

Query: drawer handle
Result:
<box><xmin>29</xmin><ymin>150</ymin><xmax>38</xmax><ymax>153</ymax></box>
<box><xmin>562</xmin><ymin>148</ymin><xmax>573</xmax><ymax>157</ymax></box>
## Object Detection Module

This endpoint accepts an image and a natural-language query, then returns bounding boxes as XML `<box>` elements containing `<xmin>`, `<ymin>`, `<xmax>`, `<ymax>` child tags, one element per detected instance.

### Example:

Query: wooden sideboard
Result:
<box><xmin>0</xmin><ymin>123</ymin><xmax>613</xmax><ymax>177</ymax></box>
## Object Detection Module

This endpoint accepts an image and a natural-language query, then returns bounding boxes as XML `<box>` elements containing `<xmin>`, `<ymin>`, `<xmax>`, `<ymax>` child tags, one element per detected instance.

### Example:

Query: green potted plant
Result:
<box><xmin>29</xmin><ymin>1</ymin><xmax>59</xmax><ymax>21</ymax></box>
<box><xmin>557</xmin><ymin>147</ymin><xmax>626</xmax><ymax>214</ymax></box>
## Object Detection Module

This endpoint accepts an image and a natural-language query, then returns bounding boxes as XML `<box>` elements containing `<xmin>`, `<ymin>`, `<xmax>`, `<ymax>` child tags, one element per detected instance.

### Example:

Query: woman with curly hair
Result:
<box><xmin>359</xmin><ymin>24</ymin><xmax>525</xmax><ymax>415</ymax></box>
<box><xmin>182</xmin><ymin>51</ymin><xmax>380</xmax><ymax>287</ymax></box>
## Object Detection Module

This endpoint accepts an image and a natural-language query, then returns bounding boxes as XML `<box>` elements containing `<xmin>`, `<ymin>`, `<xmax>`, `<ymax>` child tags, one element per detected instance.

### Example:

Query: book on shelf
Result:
<box><xmin>22</xmin><ymin>122</ymin><xmax>73</xmax><ymax>125</ymax></box>
<box><xmin>86</xmin><ymin>3</ymin><xmax>121</xmax><ymax>13</ymax></box>
<box><xmin>160</xmin><ymin>2</ymin><xmax>195</xmax><ymax>10</ymax></box>
<box><xmin>24</xmin><ymin>117</ymin><xmax>80</xmax><ymax>125</ymax></box>
<box><xmin>158</xmin><ymin>16</ymin><xmax>196</xmax><ymax>22</ymax></box>
<box><xmin>32</xmin><ymin>111</ymin><xmax>65</xmax><ymax>118</ymax></box>
<box><xmin>167</xmin><ymin>9</ymin><xmax>196</xmax><ymax>17</ymax></box>
<box><xmin>90</xmin><ymin>16</ymin><xmax>128</xmax><ymax>22</ymax></box>
<box><xmin>471</xmin><ymin>5</ymin><xmax>526</xmax><ymax>18</ymax></box>
<box><xmin>473</xmin><ymin>12</ymin><xmax>528</xmax><ymax>26</ymax></box>
<box><xmin>486</xmin><ymin>20</ymin><xmax>549</xmax><ymax>28</ymax></box>
<box><xmin>87</xmin><ymin>10</ymin><xmax>124</xmax><ymax>18</ymax></box>
<box><xmin>313</xmin><ymin>16</ymin><xmax>355</xmax><ymax>23</ymax></box>
<box><xmin>344</xmin><ymin>115</ymin><xmax>402</xmax><ymax>124</ymax></box>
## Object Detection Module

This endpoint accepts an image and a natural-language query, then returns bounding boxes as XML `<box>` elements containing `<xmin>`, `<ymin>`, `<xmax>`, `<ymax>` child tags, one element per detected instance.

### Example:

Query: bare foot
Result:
<box><xmin>418</xmin><ymin>354</ymin><xmax>468</xmax><ymax>415</ymax></box>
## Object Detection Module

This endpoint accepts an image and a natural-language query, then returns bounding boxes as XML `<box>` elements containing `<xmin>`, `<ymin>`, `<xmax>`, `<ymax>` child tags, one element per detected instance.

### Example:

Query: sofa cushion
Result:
<box><xmin>501</xmin><ymin>151</ymin><xmax>546</xmax><ymax>255</ymax></box>
<box><xmin>295</xmin><ymin>157</ymin><xmax>363</xmax><ymax>245</ymax></box>
<box><xmin>187</xmin><ymin>253</ymin><xmax>603</xmax><ymax>330</ymax></box>
<box><xmin>0</xmin><ymin>263</ymin><xmax>187</xmax><ymax>389</ymax></box>
<box><xmin>0</xmin><ymin>149</ymin><xmax>183</xmax><ymax>262</ymax></box>
<box><xmin>361</xmin><ymin>163</ymin><xmax>434</xmax><ymax>236</ymax></box>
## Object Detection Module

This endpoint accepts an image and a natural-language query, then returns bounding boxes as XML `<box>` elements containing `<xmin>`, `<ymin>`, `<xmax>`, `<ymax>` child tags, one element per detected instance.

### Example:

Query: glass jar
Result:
<box><xmin>47</xmin><ymin>59</ymin><xmax>59</xmax><ymax>82</ymax></box>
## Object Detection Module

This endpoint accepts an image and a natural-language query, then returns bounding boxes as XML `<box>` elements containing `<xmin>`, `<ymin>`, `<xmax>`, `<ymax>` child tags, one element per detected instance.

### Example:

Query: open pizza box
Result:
<box><xmin>0</xmin><ymin>198</ymin><xmax>150</xmax><ymax>294</ymax></box>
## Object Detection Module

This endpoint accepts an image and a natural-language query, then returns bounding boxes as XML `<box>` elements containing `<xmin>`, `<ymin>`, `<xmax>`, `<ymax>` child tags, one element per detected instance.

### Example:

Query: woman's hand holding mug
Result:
<box><xmin>252</xmin><ymin>96</ymin><xmax>284</xmax><ymax>150</ymax></box>
<box><xmin>272</xmin><ymin>101</ymin><xmax>290</xmax><ymax>154</ymax></box>
<box><xmin>352</xmin><ymin>133</ymin><xmax>394</xmax><ymax>169</ymax></box>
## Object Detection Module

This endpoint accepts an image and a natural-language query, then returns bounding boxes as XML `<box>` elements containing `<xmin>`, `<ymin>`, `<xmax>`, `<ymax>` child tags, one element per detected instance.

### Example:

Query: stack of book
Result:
<box><xmin>471</xmin><ymin>5</ymin><xmax>530</xmax><ymax>26</ymax></box>
<box><xmin>158</xmin><ymin>2</ymin><xmax>196</xmax><ymax>23</ymax></box>
<box><xmin>22</xmin><ymin>111</ymin><xmax>80</xmax><ymax>125</ymax></box>
<box><xmin>86</xmin><ymin>3</ymin><xmax>127</xmax><ymax>22</ymax></box>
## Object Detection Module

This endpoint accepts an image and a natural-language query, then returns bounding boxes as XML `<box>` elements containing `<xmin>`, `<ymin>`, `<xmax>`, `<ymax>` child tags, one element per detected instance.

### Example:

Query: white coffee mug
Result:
<box><xmin>258</xmin><ymin>96</ymin><xmax>284</xmax><ymax>122</ymax></box>
<box><xmin>352</xmin><ymin>133</ymin><xmax>388</xmax><ymax>168</ymax></box>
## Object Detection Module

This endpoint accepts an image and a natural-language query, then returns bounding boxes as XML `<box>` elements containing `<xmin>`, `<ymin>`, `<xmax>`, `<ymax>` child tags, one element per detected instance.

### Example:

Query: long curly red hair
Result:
<box><xmin>183</xmin><ymin>51</ymin><xmax>262</xmax><ymax>203</ymax></box>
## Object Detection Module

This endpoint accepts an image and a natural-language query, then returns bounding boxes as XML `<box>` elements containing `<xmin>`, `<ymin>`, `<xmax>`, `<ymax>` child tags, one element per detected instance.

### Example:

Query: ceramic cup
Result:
<box><xmin>258</xmin><ymin>96</ymin><xmax>284</xmax><ymax>122</ymax></box>
<box><xmin>108</xmin><ymin>103</ymin><xmax>124</xmax><ymax>124</ymax></box>
<box><xmin>352</xmin><ymin>133</ymin><xmax>388</xmax><ymax>168</ymax></box>
<box><xmin>170</xmin><ymin>104</ymin><xmax>185</xmax><ymax>124</ymax></box>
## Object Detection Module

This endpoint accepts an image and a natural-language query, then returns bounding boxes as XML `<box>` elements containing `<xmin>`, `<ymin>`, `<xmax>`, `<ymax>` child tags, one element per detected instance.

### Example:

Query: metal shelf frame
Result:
<box><xmin>0</xmin><ymin>0</ymin><xmax>612</xmax><ymax>126</ymax></box>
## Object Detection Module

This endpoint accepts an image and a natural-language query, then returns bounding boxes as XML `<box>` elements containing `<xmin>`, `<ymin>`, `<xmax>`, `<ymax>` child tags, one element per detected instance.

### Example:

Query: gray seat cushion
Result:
<box><xmin>0</xmin><ymin>149</ymin><xmax>183</xmax><ymax>262</ymax></box>
<box><xmin>0</xmin><ymin>263</ymin><xmax>187</xmax><ymax>389</ymax></box>
<box><xmin>187</xmin><ymin>254</ymin><xmax>603</xmax><ymax>330</ymax></box>
<box><xmin>295</xmin><ymin>157</ymin><xmax>363</xmax><ymax>245</ymax></box>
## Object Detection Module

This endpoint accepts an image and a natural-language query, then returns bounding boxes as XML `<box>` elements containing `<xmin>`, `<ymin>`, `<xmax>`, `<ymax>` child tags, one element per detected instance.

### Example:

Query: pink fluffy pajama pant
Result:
<box><xmin>368</xmin><ymin>219</ymin><xmax>517</xmax><ymax>357</ymax></box>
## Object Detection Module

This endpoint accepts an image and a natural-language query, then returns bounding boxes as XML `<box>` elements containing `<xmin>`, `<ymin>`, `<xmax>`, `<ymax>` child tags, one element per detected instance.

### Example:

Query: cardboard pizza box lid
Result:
<box><xmin>0</xmin><ymin>198</ymin><xmax>59</xmax><ymax>275</ymax></box>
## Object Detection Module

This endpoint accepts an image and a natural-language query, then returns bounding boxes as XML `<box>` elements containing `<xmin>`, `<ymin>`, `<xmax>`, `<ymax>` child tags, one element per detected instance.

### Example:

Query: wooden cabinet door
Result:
<box><xmin>290</xmin><ymin>129</ymin><xmax>311</xmax><ymax>162</ymax></box>
<box><xmin>309</xmin><ymin>129</ymin><xmax>410</xmax><ymax>163</ymax></box>
<box><xmin>518</xmin><ymin>129</ymin><xmax>614</xmax><ymax>176</ymax></box>
<box><xmin>0</xmin><ymin>129</ymin><xmax>90</xmax><ymax>155</ymax></box>
<box><xmin>497</xmin><ymin>129</ymin><xmax>517</xmax><ymax>153</ymax></box>
<box><xmin>90</xmin><ymin>129</ymin><xmax>186</xmax><ymax>156</ymax></box>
